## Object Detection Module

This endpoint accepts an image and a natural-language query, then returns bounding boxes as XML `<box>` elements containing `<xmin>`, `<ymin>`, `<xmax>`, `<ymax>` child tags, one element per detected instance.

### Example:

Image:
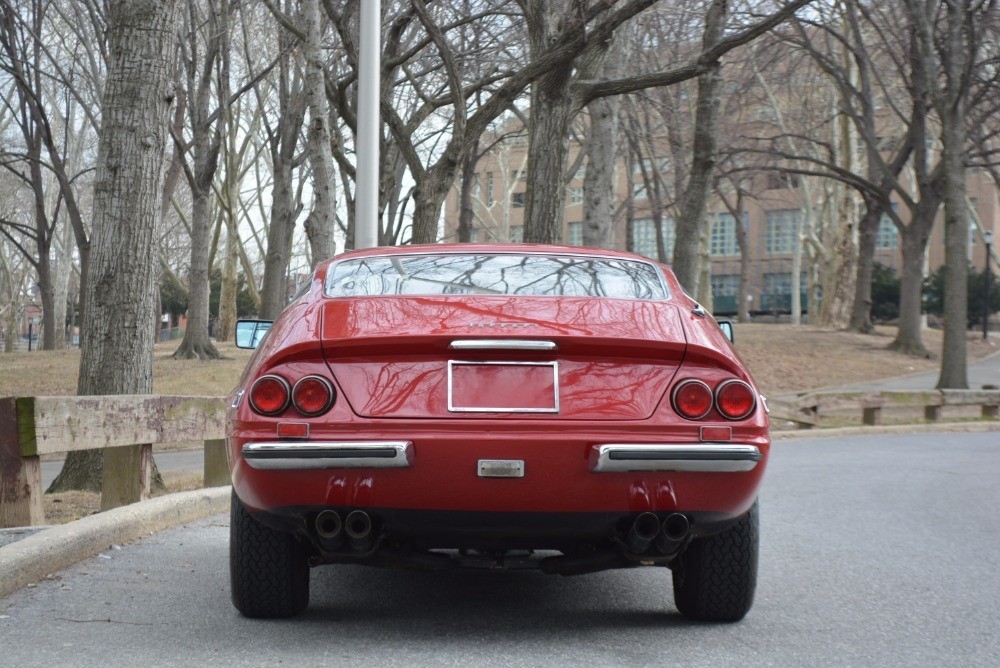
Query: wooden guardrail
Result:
<box><xmin>0</xmin><ymin>395</ymin><xmax>228</xmax><ymax>529</ymax></box>
<box><xmin>769</xmin><ymin>389</ymin><xmax>1000</xmax><ymax>430</ymax></box>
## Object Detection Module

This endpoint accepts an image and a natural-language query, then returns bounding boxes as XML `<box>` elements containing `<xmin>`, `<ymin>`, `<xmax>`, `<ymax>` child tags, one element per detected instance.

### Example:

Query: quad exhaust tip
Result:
<box><xmin>656</xmin><ymin>513</ymin><xmax>691</xmax><ymax>554</ymax></box>
<box><xmin>315</xmin><ymin>510</ymin><xmax>344</xmax><ymax>550</ymax></box>
<box><xmin>345</xmin><ymin>510</ymin><xmax>374</xmax><ymax>550</ymax></box>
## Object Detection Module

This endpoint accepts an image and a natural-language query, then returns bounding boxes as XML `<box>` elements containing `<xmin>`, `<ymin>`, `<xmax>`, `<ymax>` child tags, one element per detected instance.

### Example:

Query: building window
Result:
<box><xmin>631</xmin><ymin>180</ymin><xmax>648</xmax><ymax>201</ymax></box>
<box><xmin>632</xmin><ymin>217</ymin><xmax>675</xmax><ymax>260</ymax></box>
<box><xmin>764</xmin><ymin>272</ymin><xmax>793</xmax><ymax>295</ymax></box>
<box><xmin>567</xmin><ymin>186</ymin><xmax>583</xmax><ymax>206</ymax></box>
<box><xmin>511</xmin><ymin>192</ymin><xmax>525</xmax><ymax>208</ymax></box>
<box><xmin>711</xmin><ymin>274</ymin><xmax>741</xmax><ymax>314</ymax></box>
<box><xmin>468</xmin><ymin>228</ymin><xmax>479</xmax><ymax>242</ymax></box>
<box><xmin>567</xmin><ymin>222</ymin><xmax>583</xmax><ymax>246</ymax></box>
<box><xmin>765</xmin><ymin>209</ymin><xmax>799</xmax><ymax>254</ymax></box>
<box><xmin>876</xmin><ymin>215</ymin><xmax>898</xmax><ymax>250</ymax></box>
<box><xmin>486</xmin><ymin>172</ymin><xmax>494</xmax><ymax>205</ymax></box>
<box><xmin>710</xmin><ymin>213</ymin><xmax>739</xmax><ymax>256</ymax></box>
<box><xmin>510</xmin><ymin>226</ymin><xmax>523</xmax><ymax>242</ymax></box>
<box><xmin>711</xmin><ymin>274</ymin><xmax>740</xmax><ymax>297</ymax></box>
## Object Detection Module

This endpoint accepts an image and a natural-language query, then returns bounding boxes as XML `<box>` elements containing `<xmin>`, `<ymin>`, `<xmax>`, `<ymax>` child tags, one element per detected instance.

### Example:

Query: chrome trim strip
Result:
<box><xmin>448</xmin><ymin>339</ymin><xmax>558</xmax><ymax>351</ymax></box>
<box><xmin>591</xmin><ymin>444</ymin><xmax>762</xmax><ymax>473</ymax></box>
<box><xmin>242</xmin><ymin>441</ymin><xmax>412</xmax><ymax>470</ymax></box>
<box><xmin>447</xmin><ymin>360</ymin><xmax>560</xmax><ymax>413</ymax></box>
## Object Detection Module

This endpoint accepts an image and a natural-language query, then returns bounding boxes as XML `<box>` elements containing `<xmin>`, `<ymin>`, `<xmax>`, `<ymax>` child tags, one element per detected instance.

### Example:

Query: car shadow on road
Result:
<box><xmin>300</xmin><ymin>564</ymin><xmax>702</xmax><ymax>632</ymax></box>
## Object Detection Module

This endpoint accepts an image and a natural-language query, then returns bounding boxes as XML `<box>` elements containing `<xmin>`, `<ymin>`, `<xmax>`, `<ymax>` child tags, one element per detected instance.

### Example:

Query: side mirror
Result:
<box><xmin>718</xmin><ymin>320</ymin><xmax>734</xmax><ymax>343</ymax></box>
<box><xmin>235</xmin><ymin>319</ymin><xmax>273</xmax><ymax>349</ymax></box>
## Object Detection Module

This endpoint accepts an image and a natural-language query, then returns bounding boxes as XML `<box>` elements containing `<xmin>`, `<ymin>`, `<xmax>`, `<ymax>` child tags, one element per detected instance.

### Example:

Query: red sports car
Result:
<box><xmin>227</xmin><ymin>244</ymin><xmax>768</xmax><ymax>621</ymax></box>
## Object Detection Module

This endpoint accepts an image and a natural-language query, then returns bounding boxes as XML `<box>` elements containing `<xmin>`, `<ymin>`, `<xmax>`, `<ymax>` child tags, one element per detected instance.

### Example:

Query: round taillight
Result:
<box><xmin>715</xmin><ymin>379</ymin><xmax>756</xmax><ymax>420</ymax></box>
<box><xmin>292</xmin><ymin>375</ymin><xmax>335</xmax><ymax>416</ymax></box>
<box><xmin>672</xmin><ymin>379</ymin><xmax>713</xmax><ymax>420</ymax></box>
<box><xmin>249</xmin><ymin>375</ymin><xmax>290</xmax><ymax>416</ymax></box>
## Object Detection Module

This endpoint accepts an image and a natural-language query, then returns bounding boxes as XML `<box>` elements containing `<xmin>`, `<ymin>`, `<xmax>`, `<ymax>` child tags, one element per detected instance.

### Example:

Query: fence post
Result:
<box><xmin>0</xmin><ymin>398</ymin><xmax>44</xmax><ymax>528</ymax></box>
<box><xmin>100</xmin><ymin>443</ymin><xmax>153</xmax><ymax>511</ymax></box>
<box><xmin>203</xmin><ymin>438</ymin><xmax>230</xmax><ymax>487</ymax></box>
<box><xmin>861</xmin><ymin>394</ymin><xmax>885</xmax><ymax>426</ymax></box>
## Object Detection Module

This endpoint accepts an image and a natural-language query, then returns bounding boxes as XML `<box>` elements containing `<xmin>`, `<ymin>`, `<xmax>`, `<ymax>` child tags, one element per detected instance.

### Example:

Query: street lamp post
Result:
<box><xmin>985</xmin><ymin>230</ymin><xmax>994</xmax><ymax>340</ymax></box>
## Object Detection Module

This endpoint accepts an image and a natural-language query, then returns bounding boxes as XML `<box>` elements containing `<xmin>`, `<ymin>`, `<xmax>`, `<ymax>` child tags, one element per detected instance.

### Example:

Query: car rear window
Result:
<box><xmin>324</xmin><ymin>253</ymin><xmax>669</xmax><ymax>300</ymax></box>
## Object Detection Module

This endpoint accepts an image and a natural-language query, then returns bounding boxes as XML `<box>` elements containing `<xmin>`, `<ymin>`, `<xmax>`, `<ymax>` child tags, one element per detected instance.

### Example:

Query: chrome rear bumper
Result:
<box><xmin>591</xmin><ymin>444</ymin><xmax>762</xmax><ymax>473</ymax></box>
<box><xmin>242</xmin><ymin>441</ymin><xmax>761</xmax><ymax>474</ymax></box>
<box><xmin>242</xmin><ymin>441</ymin><xmax>413</xmax><ymax>470</ymax></box>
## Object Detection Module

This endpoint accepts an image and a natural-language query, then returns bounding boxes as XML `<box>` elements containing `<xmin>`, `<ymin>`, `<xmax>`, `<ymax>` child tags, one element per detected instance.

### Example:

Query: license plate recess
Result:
<box><xmin>447</xmin><ymin>360</ymin><xmax>559</xmax><ymax>413</ymax></box>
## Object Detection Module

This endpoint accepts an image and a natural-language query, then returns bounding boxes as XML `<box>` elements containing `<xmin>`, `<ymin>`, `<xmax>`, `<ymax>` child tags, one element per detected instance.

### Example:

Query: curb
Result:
<box><xmin>0</xmin><ymin>486</ymin><xmax>230</xmax><ymax>601</ymax></box>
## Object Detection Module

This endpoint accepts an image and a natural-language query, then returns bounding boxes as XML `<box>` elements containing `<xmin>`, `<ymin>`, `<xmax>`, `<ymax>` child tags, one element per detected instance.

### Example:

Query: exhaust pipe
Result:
<box><xmin>656</xmin><ymin>513</ymin><xmax>690</xmax><ymax>555</ymax></box>
<box><xmin>345</xmin><ymin>510</ymin><xmax>374</xmax><ymax>551</ymax></box>
<box><xmin>627</xmin><ymin>512</ymin><xmax>660</xmax><ymax>554</ymax></box>
<box><xmin>315</xmin><ymin>510</ymin><xmax>343</xmax><ymax>551</ymax></box>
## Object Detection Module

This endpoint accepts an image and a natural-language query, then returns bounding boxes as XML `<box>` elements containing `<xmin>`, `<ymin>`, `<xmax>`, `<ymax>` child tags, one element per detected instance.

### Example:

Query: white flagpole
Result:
<box><xmin>355</xmin><ymin>0</ymin><xmax>380</xmax><ymax>249</ymax></box>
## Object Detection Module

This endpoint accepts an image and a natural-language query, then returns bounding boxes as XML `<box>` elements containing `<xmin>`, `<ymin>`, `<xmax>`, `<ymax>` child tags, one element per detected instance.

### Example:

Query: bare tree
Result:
<box><xmin>257</xmin><ymin>1</ymin><xmax>306</xmax><ymax>319</ymax></box>
<box><xmin>172</xmin><ymin>0</ymin><xmax>228</xmax><ymax>359</ymax></box>
<box><xmin>520</xmin><ymin>0</ymin><xmax>813</xmax><ymax>247</ymax></box>
<box><xmin>672</xmin><ymin>0</ymin><xmax>727</xmax><ymax>294</ymax></box>
<box><xmin>909</xmin><ymin>0</ymin><xmax>999</xmax><ymax>388</ymax></box>
<box><xmin>50</xmin><ymin>0</ymin><xmax>180</xmax><ymax>496</ymax></box>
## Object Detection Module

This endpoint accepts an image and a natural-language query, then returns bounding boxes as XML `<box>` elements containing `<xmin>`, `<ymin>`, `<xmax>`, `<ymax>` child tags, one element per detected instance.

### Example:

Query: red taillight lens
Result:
<box><xmin>292</xmin><ymin>375</ymin><xmax>335</xmax><ymax>416</ymax></box>
<box><xmin>249</xmin><ymin>375</ymin><xmax>290</xmax><ymax>416</ymax></box>
<box><xmin>715</xmin><ymin>379</ymin><xmax>756</xmax><ymax>420</ymax></box>
<box><xmin>672</xmin><ymin>379</ymin><xmax>714</xmax><ymax>420</ymax></box>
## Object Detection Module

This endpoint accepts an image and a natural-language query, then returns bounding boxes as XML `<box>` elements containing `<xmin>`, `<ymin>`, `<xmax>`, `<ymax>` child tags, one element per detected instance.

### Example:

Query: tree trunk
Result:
<box><xmin>49</xmin><ymin>0</ymin><xmax>179</xmax><ymax>495</ymax></box>
<box><xmin>733</xmin><ymin>195</ymin><xmax>751</xmax><ymax>323</ymax></box>
<box><xmin>258</xmin><ymin>31</ymin><xmax>303</xmax><ymax>319</ymax></box>
<box><xmin>672</xmin><ymin>0</ymin><xmax>726</xmax><ymax>294</ymax></box>
<box><xmin>889</xmin><ymin>230</ymin><xmax>931</xmax><ymax>357</ymax></box>
<box><xmin>934</xmin><ymin>1</ymin><xmax>971</xmax><ymax>390</ymax></box>
<box><xmin>173</xmin><ymin>0</ymin><xmax>224</xmax><ymax>360</ymax></box>
<box><xmin>457</xmin><ymin>144</ymin><xmax>479</xmax><ymax>242</ymax></box>
<box><xmin>302</xmin><ymin>0</ymin><xmax>337</xmax><ymax>264</ymax></box>
<box><xmin>173</xmin><ymin>187</ymin><xmax>219</xmax><ymax>359</ymax></box>
<box><xmin>848</xmin><ymin>203</ymin><xmax>882</xmax><ymax>333</ymax></box>
<box><xmin>260</xmin><ymin>159</ymin><xmax>297</xmax><ymax>318</ymax></box>
<box><xmin>522</xmin><ymin>0</ymin><xmax>574</xmax><ymax>244</ymax></box>
<box><xmin>217</xmin><ymin>223</ymin><xmax>239</xmax><ymax>343</ymax></box>
<box><xmin>582</xmin><ymin>36</ymin><xmax>624</xmax><ymax>249</ymax></box>
<box><xmin>936</xmin><ymin>108</ymin><xmax>969</xmax><ymax>388</ymax></box>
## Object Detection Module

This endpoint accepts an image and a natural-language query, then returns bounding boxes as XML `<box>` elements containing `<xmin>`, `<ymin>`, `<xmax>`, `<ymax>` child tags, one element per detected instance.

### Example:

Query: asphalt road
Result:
<box><xmin>3</xmin><ymin>432</ymin><xmax>999</xmax><ymax>667</ymax></box>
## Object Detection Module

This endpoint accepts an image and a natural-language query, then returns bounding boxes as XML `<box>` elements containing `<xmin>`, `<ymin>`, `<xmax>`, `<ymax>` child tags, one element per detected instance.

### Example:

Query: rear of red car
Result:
<box><xmin>227</xmin><ymin>246</ymin><xmax>768</xmax><ymax>621</ymax></box>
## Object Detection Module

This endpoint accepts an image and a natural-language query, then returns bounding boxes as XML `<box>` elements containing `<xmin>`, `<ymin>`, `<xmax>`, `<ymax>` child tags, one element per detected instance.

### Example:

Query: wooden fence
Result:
<box><xmin>0</xmin><ymin>395</ymin><xmax>228</xmax><ymax>529</ymax></box>
<box><xmin>769</xmin><ymin>389</ymin><xmax>1000</xmax><ymax>430</ymax></box>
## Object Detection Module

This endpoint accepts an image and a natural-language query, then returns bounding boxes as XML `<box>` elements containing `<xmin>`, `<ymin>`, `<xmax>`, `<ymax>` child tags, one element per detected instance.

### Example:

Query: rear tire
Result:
<box><xmin>230</xmin><ymin>491</ymin><xmax>310</xmax><ymax>618</ymax></box>
<box><xmin>672</xmin><ymin>500</ymin><xmax>758</xmax><ymax>622</ymax></box>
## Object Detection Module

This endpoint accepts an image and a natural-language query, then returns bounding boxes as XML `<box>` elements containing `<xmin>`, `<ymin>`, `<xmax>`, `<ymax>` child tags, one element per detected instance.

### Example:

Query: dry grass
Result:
<box><xmin>0</xmin><ymin>340</ymin><xmax>253</xmax><ymax>397</ymax></box>
<box><xmin>734</xmin><ymin>324</ymin><xmax>998</xmax><ymax>396</ymax></box>
<box><xmin>42</xmin><ymin>471</ymin><xmax>205</xmax><ymax>525</ymax></box>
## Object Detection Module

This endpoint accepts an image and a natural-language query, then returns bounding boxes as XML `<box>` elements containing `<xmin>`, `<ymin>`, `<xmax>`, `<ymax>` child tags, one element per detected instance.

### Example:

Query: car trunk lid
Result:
<box><xmin>320</xmin><ymin>296</ymin><xmax>687</xmax><ymax>420</ymax></box>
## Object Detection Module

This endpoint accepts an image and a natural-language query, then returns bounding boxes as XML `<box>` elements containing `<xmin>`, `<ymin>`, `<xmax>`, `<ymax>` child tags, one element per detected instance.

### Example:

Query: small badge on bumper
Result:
<box><xmin>477</xmin><ymin>460</ymin><xmax>525</xmax><ymax>478</ymax></box>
